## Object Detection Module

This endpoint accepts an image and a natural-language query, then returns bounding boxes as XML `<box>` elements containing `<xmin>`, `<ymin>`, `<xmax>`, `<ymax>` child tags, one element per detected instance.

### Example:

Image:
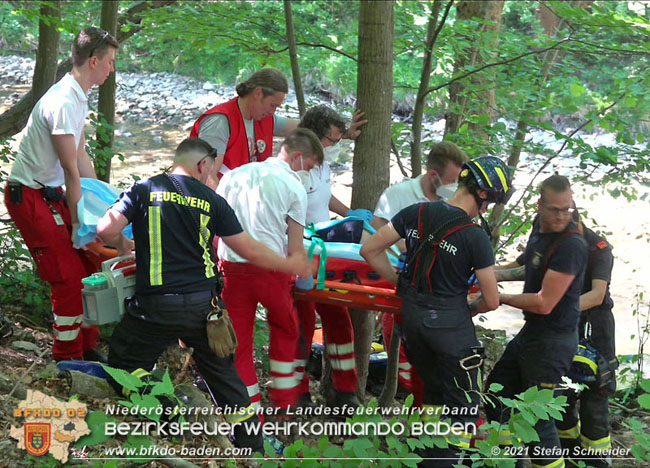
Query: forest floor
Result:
<box><xmin>0</xmin><ymin>301</ymin><xmax>648</xmax><ymax>467</ymax></box>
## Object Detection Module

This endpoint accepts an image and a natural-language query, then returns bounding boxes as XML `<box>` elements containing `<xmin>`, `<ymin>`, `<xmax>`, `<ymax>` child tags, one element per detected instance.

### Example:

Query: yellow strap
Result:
<box><xmin>148</xmin><ymin>206</ymin><xmax>163</xmax><ymax>285</ymax></box>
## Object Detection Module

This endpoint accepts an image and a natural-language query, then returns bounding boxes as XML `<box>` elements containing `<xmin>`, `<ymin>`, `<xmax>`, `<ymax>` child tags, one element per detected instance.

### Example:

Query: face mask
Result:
<box><xmin>434</xmin><ymin>174</ymin><xmax>457</xmax><ymax>201</ymax></box>
<box><xmin>297</xmin><ymin>170</ymin><xmax>311</xmax><ymax>190</ymax></box>
<box><xmin>323</xmin><ymin>145</ymin><xmax>341</xmax><ymax>162</ymax></box>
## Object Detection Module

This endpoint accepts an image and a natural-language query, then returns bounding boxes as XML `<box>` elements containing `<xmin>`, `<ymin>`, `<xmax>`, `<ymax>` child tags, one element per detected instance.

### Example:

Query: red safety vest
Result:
<box><xmin>190</xmin><ymin>97</ymin><xmax>274</xmax><ymax>172</ymax></box>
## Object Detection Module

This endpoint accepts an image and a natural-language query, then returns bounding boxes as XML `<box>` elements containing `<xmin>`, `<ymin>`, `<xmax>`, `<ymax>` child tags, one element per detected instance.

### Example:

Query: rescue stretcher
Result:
<box><xmin>77</xmin><ymin>179</ymin><xmax>406</xmax><ymax>325</ymax></box>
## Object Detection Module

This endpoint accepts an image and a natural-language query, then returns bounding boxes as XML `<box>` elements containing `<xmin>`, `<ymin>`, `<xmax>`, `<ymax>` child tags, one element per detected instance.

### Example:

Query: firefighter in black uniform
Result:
<box><xmin>361</xmin><ymin>156</ymin><xmax>513</xmax><ymax>467</ymax></box>
<box><xmin>489</xmin><ymin>175</ymin><xmax>588</xmax><ymax>468</ymax></box>
<box><xmin>556</xmin><ymin>207</ymin><xmax>617</xmax><ymax>468</ymax></box>
<box><xmin>96</xmin><ymin>138</ymin><xmax>311</xmax><ymax>453</ymax></box>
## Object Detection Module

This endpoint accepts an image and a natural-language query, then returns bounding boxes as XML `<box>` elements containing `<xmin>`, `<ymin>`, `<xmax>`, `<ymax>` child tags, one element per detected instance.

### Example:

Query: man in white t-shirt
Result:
<box><xmin>371</xmin><ymin>141</ymin><xmax>468</xmax><ymax>394</ymax></box>
<box><xmin>4</xmin><ymin>27</ymin><xmax>119</xmax><ymax>362</ymax></box>
<box><xmin>217</xmin><ymin>128</ymin><xmax>323</xmax><ymax>410</ymax></box>
<box><xmin>293</xmin><ymin>105</ymin><xmax>368</xmax><ymax>408</ymax></box>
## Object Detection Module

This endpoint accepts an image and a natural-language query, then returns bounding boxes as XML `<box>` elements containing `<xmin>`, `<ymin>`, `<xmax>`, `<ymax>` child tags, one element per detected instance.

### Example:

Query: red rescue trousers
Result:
<box><xmin>295</xmin><ymin>301</ymin><xmax>358</xmax><ymax>394</ymax></box>
<box><xmin>4</xmin><ymin>183</ymin><xmax>99</xmax><ymax>360</ymax></box>
<box><xmin>220</xmin><ymin>261</ymin><xmax>299</xmax><ymax>409</ymax></box>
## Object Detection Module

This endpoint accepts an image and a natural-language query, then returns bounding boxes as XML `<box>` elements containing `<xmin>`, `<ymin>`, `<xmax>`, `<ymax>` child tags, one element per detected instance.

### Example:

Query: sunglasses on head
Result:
<box><xmin>197</xmin><ymin>148</ymin><xmax>218</xmax><ymax>166</ymax></box>
<box><xmin>88</xmin><ymin>30</ymin><xmax>111</xmax><ymax>59</ymax></box>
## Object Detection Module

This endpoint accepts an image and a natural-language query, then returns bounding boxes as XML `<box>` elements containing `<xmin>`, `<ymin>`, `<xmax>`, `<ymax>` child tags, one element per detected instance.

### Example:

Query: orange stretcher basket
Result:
<box><xmin>294</xmin><ymin>280</ymin><xmax>402</xmax><ymax>314</ymax></box>
<box><xmin>84</xmin><ymin>242</ymin><xmax>119</xmax><ymax>271</ymax></box>
<box><xmin>83</xmin><ymin>244</ymin><xmax>403</xmax><ymax>314</ymax></box>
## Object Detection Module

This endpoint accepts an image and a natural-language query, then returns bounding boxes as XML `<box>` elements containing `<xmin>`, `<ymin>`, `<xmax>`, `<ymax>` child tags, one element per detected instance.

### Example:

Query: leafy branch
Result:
<box><xmin>424</xmin><ymin>37</ymin><xmax>574</xmax><ymax>97</ymax></box>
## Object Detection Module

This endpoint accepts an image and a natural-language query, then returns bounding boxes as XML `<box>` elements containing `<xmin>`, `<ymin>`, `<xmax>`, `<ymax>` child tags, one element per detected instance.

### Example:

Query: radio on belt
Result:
<box><xmin>82</xmin><ymin>254</ymin><xmax>136</xmax><ymax>325</ymax></box>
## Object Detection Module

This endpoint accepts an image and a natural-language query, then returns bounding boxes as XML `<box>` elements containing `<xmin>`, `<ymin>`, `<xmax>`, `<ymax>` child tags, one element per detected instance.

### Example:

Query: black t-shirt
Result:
<box><xmin>391</xmin><ymin>201</ymin><xmax>494</xmax><ymax>298</ymax></box>
<box><xmin>516</xmin><ymin>220</ymin><xmax>587</xmax><ymax>331</ymax></box>
<box><xmin>112</xmin><ymin>173</ymin><xmax>243</xmax><ymax>294</ymax></box>
<box><xmin>582</xmin><ymin>226</ymin><xmax>614</xmax><ymax>311</ymax></box>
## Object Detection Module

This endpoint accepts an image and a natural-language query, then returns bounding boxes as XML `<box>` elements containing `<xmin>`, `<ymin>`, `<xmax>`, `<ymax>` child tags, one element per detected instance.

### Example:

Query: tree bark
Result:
<box><xmin>0</xmin><ymin>0</ymin><xmax>177</xmax><ymax>139</ymax></box>
<box><xmin>378</xmin><ymin>324</ymin><xmax>400</xmax><ymax>408</ymax></box>
<box><xmin>96</xmin><ymin>0</ymin><xmax>119</xmax><ymax>183</ymax></box>
<box><xmin>351</xmin><ymin>0</ymin><xmax>394</xmax><ymax>401</ymax></box>
<box><xmin>444</xmin><ymin>0</ymin><xmax>505</xmax><ymax>139</ymax></box>
<box><xmin>283</xmin><ymin>0</ymin><xmax>306</xmax><ymax>116</ymax></box>
<box><xmin>0</xmin><ymin>1</ymin><xmax>61</xmax><ymax>138</ymax></box>
<box><xmin>32</xmin><ymin>1</ymin><xmax>61</xmax><ymax>103</ymax></box>
<box><xmin>488</xmin><ymin>3</ymin><xmax>565</xmax><ymax>244</ymax></box>
<box><xmin>410</xmin><ymin>0</ymin><xmax>450</xmax><ymax>177</ymax></box>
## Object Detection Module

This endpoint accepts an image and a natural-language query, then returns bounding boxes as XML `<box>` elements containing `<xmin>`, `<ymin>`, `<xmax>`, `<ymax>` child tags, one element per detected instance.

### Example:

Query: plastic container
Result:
<box><xmin>82</xmin><ymin>254</ymin><xmax>136</xmax><ymax>325</ymax></box>
<box><xmin>294</xmin><ymin>275</ymin><xmax>314</xmax><ymax>291</ymax></box>
<box><xmin>82</xmin><ymin>274</ymin><xmax>108</xmax><ymax>290</ymax></box>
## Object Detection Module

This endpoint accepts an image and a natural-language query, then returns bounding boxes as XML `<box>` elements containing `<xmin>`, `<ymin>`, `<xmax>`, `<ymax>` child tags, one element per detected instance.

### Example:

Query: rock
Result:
<box><xmin>153</xmin><ymin>136</ymin><xmax>163</xmax><ymax>143</ymax></box>
<box><xmin>11</xmin><ymin>340</ymin><xmax>42</xmax><ymax>354</ymax></box>
<box><xmin>66</xmin><ymin>370</ymin><xmax>117</xmax><ymax>399</ymax></box>
<box><xmin>476</xmin><ymin>326</ymin><xmax>507</xmax><ymax>376</ymax></box>
<box><xmin>203</xmin><ymin>82</ymin><xmax>215</xmax><ymax>90</ymax></box>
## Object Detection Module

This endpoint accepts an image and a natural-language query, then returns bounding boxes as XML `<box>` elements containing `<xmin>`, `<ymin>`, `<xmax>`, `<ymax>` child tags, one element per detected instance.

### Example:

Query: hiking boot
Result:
<box><xmin>297</xmin><ymin>392</ymin><xmax>316</xmax><ymax>409</ymax></box>
<box><xmin>328</xmin><ymin>391</ymin><xmax>360</xmax><ymax>409</ymax></box>
<box><xmin>83</xmin><ymin>348</ymin><xmax>108</xmax><ymax>364</ymax></box>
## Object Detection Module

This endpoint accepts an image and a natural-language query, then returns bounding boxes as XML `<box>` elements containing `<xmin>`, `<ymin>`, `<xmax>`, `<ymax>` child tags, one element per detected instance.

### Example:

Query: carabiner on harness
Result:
<box><xmin>459</xmin><ymin>353</ymin><xmax>484</xmax><ymax>371</ymax></box>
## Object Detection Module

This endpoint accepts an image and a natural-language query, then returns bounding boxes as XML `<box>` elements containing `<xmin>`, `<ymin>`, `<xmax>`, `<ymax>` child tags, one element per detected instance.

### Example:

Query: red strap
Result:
<box><xmin>425</xmin><ymin>223</ymin><xmax>479</xmax><ymax>293</ymax></box>
<box><xmin>411</xmin><ymin>203</ymin><xmax>427</xmax><ymax>287</ymax></box>
<box><xmin>542</xmin><ymin>229</ymin><xmax>581</xmax><ymax>274</ymax></box>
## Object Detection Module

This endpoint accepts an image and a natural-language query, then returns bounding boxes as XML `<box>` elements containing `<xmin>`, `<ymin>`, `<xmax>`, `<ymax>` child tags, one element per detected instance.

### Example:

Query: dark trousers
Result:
<box><xmin>108</xmin><ymin>292</ymin><xmax>262</xmax><ymax>451</ymax></box>
<box><xmin>400</xmin><ymin>292</ymin><xmax>480</xmax><ymax>468</ymax></box>
<box><xmin>485</xmin><ymin>323</ymin><xmax>578</xmax><ymax>468</ymax></box>
<box><xmin>556</xmin><ymin>306</ymin><xmax>616</xmax><ymax>468</ymax></box>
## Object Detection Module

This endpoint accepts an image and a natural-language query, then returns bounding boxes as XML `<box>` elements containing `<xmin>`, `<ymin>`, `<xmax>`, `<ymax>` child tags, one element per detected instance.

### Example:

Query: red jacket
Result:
<box><xmin>190</xmin><ymin>97</ymin><xmax>274</xmax><ymax>172</ymax></box>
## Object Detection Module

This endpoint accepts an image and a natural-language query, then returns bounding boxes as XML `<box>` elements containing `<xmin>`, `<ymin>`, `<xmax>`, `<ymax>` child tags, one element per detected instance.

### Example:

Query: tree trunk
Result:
<box><xmin>488</xmin><ymin>3</ymin><xmax>565</xmax><ymax>244</ymax></box>
<box><xmin>283</xmin><ymin>0</ymin><xmax>306</xmax><ymax>117</ymax></box>
<box><xmin>378</xmin><ymin>324</ymin><xmax>400</xmax><ymax>408</ymax></box>
<box><xmin>350</xmin><ymin>308</ymin><xmax>375</xmax><ymax>402</ymax></box>
<box><xmin>351</xmin><ymin>0</ymin><xmax>394</xmax><ymax>402</ymax></box>
<box><xmin>32</xmin><ymin>1</ymin><xmax>61</xmax><ymax>103</ymax></box>
<box><xmin>96</xmin><ymin>0</ymin><xmax>119</xmax><ymax>183</ymax></box>
<box><xmin>444</xmin><ymin>0</ymin><xmax>505</xmax><ymax>139</ymax></box>
<box><xmin>0</xmin><ymin>0</ymin><xmax>177</xmax><ymax>139</ymax></box>
<box><xmin>410</xmin><ymin>0</ymin><xmax>450</xmax><ymax>177</ymax></box>
<box><xmin>1</xmin><ymin>1</ymin><xmax>61</xmax><ymax>138</ymax></box>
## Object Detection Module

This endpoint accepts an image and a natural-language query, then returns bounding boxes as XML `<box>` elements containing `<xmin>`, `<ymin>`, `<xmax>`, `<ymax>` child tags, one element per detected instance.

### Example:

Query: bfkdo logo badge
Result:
<box><xmin>24</xmin><ymin>422</ymin><xmax>51</xmax><ymax>456</ymax></box>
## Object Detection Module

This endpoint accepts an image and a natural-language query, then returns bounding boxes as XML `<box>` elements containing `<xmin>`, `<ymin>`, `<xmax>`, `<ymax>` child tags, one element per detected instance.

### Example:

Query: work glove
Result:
<box><xmin>206</xmin><ymin>299</ymin><xmax>238</xmax><ymax>358</ymax></box>
<box><xmin>347</xmin><ymin>209</ymin><xmax>373</xmax><ymax>222</ymax></box>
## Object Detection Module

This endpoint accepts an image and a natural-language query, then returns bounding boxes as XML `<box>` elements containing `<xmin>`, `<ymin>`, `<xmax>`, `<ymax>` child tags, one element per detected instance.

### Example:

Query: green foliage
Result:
<box><xmin>76</xmin><ymin>411</ymin><xmax>118</xmax><ymax>448</ymax></box>
<box><xmin>255</xmin><ymin>304</ymin><xmax>271</xmax><ymax>373</ymax></box>
<box><xmin>101</xmin><ymin>366</ymin><xmax>181</xmax><ymax>423</ymax></box>
<box><xmin>623</xmin><ymin>378</ymin><xmax>650</xmax><ymax>463</ymax></box>
<box><xmin>0</xmin><ymin>139</ymin><xmax>51</xmax><ymax>322</ymax></box>
<box><xmin>86</xmin><ymin>112</ymin><xmax>124</xmax><ymax>180</ymax></box>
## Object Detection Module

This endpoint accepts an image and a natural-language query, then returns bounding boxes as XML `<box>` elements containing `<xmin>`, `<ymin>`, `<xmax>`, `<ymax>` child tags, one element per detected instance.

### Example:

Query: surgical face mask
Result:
<box><xmin>296</xmin><ymin>156</ymin><xmax>314</xmax><ymax>190</ymax></box>
<box><xmin>434</xmin><ymin>174</ymin><xmax>457</xmax><ymax>201</ymax></box>
<box><xmin>323</xmin><ymin>144</ymin><xmax>341</xmax><ymax>162</ymax></box>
